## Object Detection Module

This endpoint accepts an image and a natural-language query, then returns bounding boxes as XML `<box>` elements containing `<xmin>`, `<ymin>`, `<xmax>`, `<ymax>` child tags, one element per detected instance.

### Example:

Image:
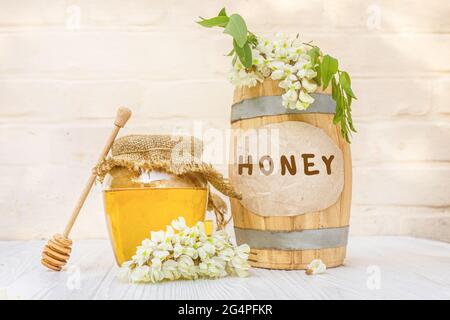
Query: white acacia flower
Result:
<box><xmin>150</xmin><ymin>230</ymin><xmax>165</xmax><ymax>243</ymax></box>
<box><xmin>252</xmin><ymin>50</ymin><xmax>265</xmax><ymax>66</ymax></box>
<box><xmin>153</xmin><ymin>249</ymin><xmax>170</xmax><ymax>260</ymax></box>
<box><xmin>178</xmin><ymin>228</ymin><xmax>199</xmax><ymax>248</ymax></box>
<box><xmin>194</xmin><ymin>221</ymin><xmax>207</xmax><ymax>235</ymax></box>
<box><xmin>298</xmin><ymin>68</ymin><xmax>317</xmax><ymax>80</ymax></box>
<box><xmin>247</xmin><ymin>72</ymin><xmax>264</xmax><ymax>87</ymax></box>
<box><xmin>228</xmin><ymin>59</ymin><xmax>263</xmax><ymax>88</ymax></box>
<box><xmin>260</xmin><ymin>66</ymin><xmax>272</xmax><ymax>77</ymax></box>
<box><xmin>134</xmin><ymin>244</ymin><xmax>154</xmax><ymax>264</ymax></box>
<box><xmin>156</xmin><ymin>239</ymin><xmax>173</xmax><ymax>252</ymax></box>
<box><xmin>141</xmin><ymin>238</ymin><xmax>156</xmax><ymax>249</ymax></box>
<box><xmin>270</xmin><ymin>61</ymin><xmax>297</xmax><ymax>80</ymax></box>
<box><xmin>212</xmin><ymin>256</ymin><xmax>227</xmax><ymax>270</ymax></box>
<box><xmin>294</xmin><ymin>53</ymin><xmax>310</xmax><ymax>68</ymax></box>
<box><xmin>296</xmin><ymin>100</ymin><xmax>309</xmax><ymax>111</ymax></box>
<box><xmin>172</xmin><ymin>216</ymin><xmax>187</xmax><ymax>231</ymax></box>
<box><xmin>212</xmin><ymin>230</ymin><xmax>231</xmax><ymax>242</ymax></box>
<box><xmin>197</xmin><ymin>227</ymin><xmax>209</xmax><ymax>243</ymax></box>
<box><xmin>165</xmin><ymin>225</ymin><xmax>175</xmax><ymax>238</ymax></box>
<box><xmin>306</xmin><ymin>259</ymin><xmax>327</xmax><ymax>275</ymax></box>
<box><xmin>272</xmin><ymin>34</ymin><xmax>291</xmax><ymax>60</ymax></box>
<box><xmin>218</xmin><ymin>247</ymin><xmax>235</xmax><ymax>262</ymax></box>
<box><xmin>199</xmin><ymin>257</ymin><xmax>227</xmax><ymax>278</ymax></box>
<box><xmin>119</xmin><ymin>216</ymin><xmax>251</xmax><ymax>283</ymax></box>
<box><xmin>302</xmin><ymin>78</ymin><xmax>318</xmax><ymax>93</ymax></box>
<box><xmin>229</xmin><ymin>67</ymin><xmax>262</xmax><ymax>87</ymax></box>
<box><xmin>283</xmin><ymin>100</ymin><xmax>295</xmax><ymax>110</ymax></box>
<box><xmin>210</xmin><ymin>236</ymin><xmax>228</xmax><ymax>251</ymax></box>
<box><xmin>235</xmin><ymin>244</ymin><xmax>250</xmax><ymax>260</ymax></box>
<box><xmin>284</xmin><ymin>88</ymin><xmax>298</xmax><ymax>101</ymax></box>
<box><xmin>149</xmin><ymin>258</ymin><xmax>165</xmax><ymax>283</ymax></box>
<box><xmin>132</xmin><ymin>250</ymin><xmax>149</xmax><ymax>266</ymax></box>
<box><xmin>178</xmin><ymin>255</ymin><xmax>198</xmax><ymax>280</ymax></box>
<box><xmin>198</xmin><ymin>261</ymin><xmax>210</xmax><ymax>277</ymax></box>
<box><xmin>282</xmin><ymin>89</ymin><xmax>298</xmax><ymax>109</ymax></box>
<box><xmin>198</xmin><ymin>242</ymin><xmax>216</xmax><ymax>261</ymax></box>
<box><xmin>256</xmin><ymin>37</ymin><xmax>274</xmax><ymax>56</ymax></box>
<box><xmin>279</xmin><ymin>75</ymin><xmax>301</xmax><ymax>91</ymax></box>
<box><xmin>185</xmin><ymin>246</ymin><xmax>198</xmax><ymax>259</ymax></box>
<box><xmin>130</xmin><ymin>265</ymin><xmax>151</xmax><ymax>283</ymax></box>
<box><xmin>269</xmin><ymin>61</ymin><xmax>285</xmax><ymax>79</ymax></box>
<box><xmin>230</xmin><ymin>256</ymin><xmax>250</xmax><ymax>278</ymax></box>
<box><xmin>295</xmin><ymin>54</ymin><xmax>316</xmax><ymax>80</ymax></box>
<box><xmin>173</xmin><ymin>242</ymin><xmax>183</xmax><ymax>258</ymax></box>
<box><xmin>173</xmin><ymin>243</ymin><xmax>197</xmax><ymax>259</ymax></box>
<box><xmin>136</xmin><ymin>245</ymin><xmax>152</xmax><ymax>257</ymax></box>
<box><xmin>299</xmin><ymin>90</ymin><xmax>315</xmax><ymax>105</ymax></box>
<box><xmin>254</xmin><ymin>54</ymin><xmax>272</xmax><ymax>77</ymax></box>
<box><xmin>162</xmin><ymin>259</ymin><xmax>180</xmax><ymax>281</ymax></box>
<box><xmin>287</xmin><ymin>43</ymin><xmax>310</xmax><ymax>61</ymax></box>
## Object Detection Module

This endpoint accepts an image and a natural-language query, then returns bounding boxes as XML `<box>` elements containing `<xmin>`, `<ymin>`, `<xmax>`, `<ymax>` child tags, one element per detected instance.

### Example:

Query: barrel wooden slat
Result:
<box><xmin>229</xmin><ymin>79</ymin><xmax>352</xmax><ymax>270</ymax></box>
<box><xmin>233</xmin><ymin>78</ymin><xmax>332</xmax><ymax>104</ymax></box>
<box><xmin>248</xmin><ymin>247</ymin><xmax>346</xmax><ymax>270</ymax></box>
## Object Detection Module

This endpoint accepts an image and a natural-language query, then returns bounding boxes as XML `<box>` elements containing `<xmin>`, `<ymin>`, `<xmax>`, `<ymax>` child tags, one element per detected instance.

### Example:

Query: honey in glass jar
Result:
<box><xmin>96</xmin><ymin>134</ymin><xmax>240</xmax><ymax>266</ymax></box>
<box><xmin>103</xmin><ymin>168</ymin><xmax>208</xmax><ymax>265</ymax></box>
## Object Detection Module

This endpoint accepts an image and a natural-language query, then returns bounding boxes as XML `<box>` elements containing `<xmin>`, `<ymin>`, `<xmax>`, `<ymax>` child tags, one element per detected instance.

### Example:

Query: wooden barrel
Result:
<box><xmin>229</xmin><ymin>79</ymin><xmax>352</xmax><ymax>270</ymax></box>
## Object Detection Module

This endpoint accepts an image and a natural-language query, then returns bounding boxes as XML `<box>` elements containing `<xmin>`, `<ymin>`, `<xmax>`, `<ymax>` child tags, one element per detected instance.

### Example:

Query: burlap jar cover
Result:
<box><xmin>95</xmin><ymin>134</ymin><xmax>241</xmax><ymax>229</ymax></box>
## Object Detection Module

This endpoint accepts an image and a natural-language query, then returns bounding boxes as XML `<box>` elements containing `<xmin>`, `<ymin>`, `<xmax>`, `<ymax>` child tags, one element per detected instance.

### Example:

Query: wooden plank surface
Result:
<box><xmin>1</xmin><ymin>237</ymin><xmax>449</xmax><ymax>300</ymax></box>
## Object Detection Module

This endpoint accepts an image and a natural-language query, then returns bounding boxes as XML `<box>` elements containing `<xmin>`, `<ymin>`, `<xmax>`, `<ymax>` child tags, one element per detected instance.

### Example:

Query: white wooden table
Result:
<box><xmin>1</xmin><ymin>236</ymin><xmax>449</xmax><ymax>300</ymax></box>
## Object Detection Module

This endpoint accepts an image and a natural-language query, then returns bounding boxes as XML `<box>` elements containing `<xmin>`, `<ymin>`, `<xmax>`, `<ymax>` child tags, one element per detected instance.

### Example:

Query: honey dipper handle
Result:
<box><xmin>62</xmin><ymin>107</ymin><xmax>132</xmax><ymax>238</ymax></box>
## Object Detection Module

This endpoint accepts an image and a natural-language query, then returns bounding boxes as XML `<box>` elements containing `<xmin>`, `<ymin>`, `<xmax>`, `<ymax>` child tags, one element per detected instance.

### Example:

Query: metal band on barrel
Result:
<box><xmin>231</xmin><ymin>94</ymin><xmax>336</xmax><ymax>122</ymax></box>
<box><xmin>234</xmin><ymin>226</ymin><xmax>349</xmax><ymax>250</ymax></box>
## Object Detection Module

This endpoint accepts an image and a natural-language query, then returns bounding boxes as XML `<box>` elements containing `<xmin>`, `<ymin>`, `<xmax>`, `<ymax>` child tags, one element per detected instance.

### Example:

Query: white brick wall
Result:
<box><xmin>0</xmin><ymin>1</ymin><xmax>449</xmax><ymax>242</ymax></box>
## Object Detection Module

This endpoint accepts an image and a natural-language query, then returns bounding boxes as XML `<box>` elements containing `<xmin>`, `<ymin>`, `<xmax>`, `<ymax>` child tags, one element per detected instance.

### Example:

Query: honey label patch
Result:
<box><xmin>230</xmin><ymin>121</ymin><xmax>344</xmax><ymax>216</ymax></box>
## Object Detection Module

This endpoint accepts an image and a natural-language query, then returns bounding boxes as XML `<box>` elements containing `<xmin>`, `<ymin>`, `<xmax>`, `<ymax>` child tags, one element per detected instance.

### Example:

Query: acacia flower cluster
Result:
<box><xmin>229</xmin><ymin>33</ymin><xmax>319</xmax><ymax>110</ymax></box>
<box><xmin>199</xmin><ymin>8</ymin><xmax>357</xmax><ymax>143</ymax></box>
<box><xmin>118</xmin><ymin>217</ymin><xmax>250</xmax><ymax>283</ymax></box>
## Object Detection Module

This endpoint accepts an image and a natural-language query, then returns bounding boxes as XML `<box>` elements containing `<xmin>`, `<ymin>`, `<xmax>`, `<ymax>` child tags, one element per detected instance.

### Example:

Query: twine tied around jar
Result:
<box><xmin>94</xmin><ymin>134</ymin><xmax>241</xmax><ymax>230</ymax></box>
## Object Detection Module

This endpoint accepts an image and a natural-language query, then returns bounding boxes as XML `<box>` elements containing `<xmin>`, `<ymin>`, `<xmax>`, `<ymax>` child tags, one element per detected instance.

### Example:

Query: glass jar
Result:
<box><xmin>103</xmin><ymin>167</ymin><xmax>209</xmax><ymax>265</ymax></box>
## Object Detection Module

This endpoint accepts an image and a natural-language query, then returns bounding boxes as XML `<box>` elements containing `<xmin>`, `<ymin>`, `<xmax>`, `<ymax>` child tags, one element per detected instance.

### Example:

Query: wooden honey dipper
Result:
<box><xmin>41</xmin><ymin>107</ymin><xmax>132</xmax><ymax>271</ymax></box>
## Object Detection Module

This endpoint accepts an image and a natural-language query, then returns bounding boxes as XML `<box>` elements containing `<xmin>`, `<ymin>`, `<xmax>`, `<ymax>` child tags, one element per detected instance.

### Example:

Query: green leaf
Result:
<box><xmin>346</xmin><ymin>106</ymin><xmax>357</xmax><ymax>132</ymax></box>
<box><xmin>339</xmin><ymin>114</ymin><xmax>350</xmax><ymax>142</ymax></box>
<box><xmin>224</xmin><ymin>14</ymin><xmax>248</xmax><ymax>48</ymax></box>
<box><xmin>337</xmin><ymin>94</ymin><xmax>345</xmax><ymax>120</ymax></box>
<box><xmin>331</xmin><ymin>77</ymin><xmax>338</xmax><ymax>100</ymax></box>
<box><xmin>233</xmin><ymin>40</ymin><xmax>252</xmax><ymax>68</ymax></box>
<box><xmin>197</xmin><ymin>15</ymin><xmax>229</xmax><ymax>28</ymax></box>
<box><xmin>341</xmin><ymin>125</ymin><xmax>350</xmax><ymax>143</ymax></box>
<box><xmin>247</xmin><ymin>33</ymin><xmax>257</xmax><ymax>46</ymax></box>
<box><xmin>226</xmin><ymin>48</ymin><xmax>235</xmax><ymax>56</ymax></box>
<box><xmin>333</xmin><ymin>116</ymin><xmax>339</xmax><ymax>125</ymax></box>
<box><xmin>218</xmin><ymin>8</ymin><xmax>227</xmax><ymax>16</ymax></box>
<box><xmin>333</xmin><ymin>112</ymin><xmax>342</xmax><ymax>125</ymax></box>
<box><xmin>314</xmin><ymin>59</ymin><xmax>322</xmax><ymax>87</ymax></box>
<box><xmin>321</xmin><ymin>55</ymin><xmax>338</xmax><ymax>90</ymax></box>
<box><xmin>339</xmin><ymin>71</ymin><xmax>357</xmax><ymax>99</ymax></box>
<box><xmin>306</xmin><ymin>47</ymin><xmax>321</xmax><ymax>85</ymax></box>
<box><xmin>307</xmin><ymin>47</ymin><xmax>321</xmax><ymax>66</ymax></box>
<box><xmin>315</xmin><ymin>63</ymin><xmax>322</xmax><ymax>86</ymax></box>
<box><xmin>333</xmin><ymin>110</ymin><xmax>343</xmax><ymax>125</ymax></box>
